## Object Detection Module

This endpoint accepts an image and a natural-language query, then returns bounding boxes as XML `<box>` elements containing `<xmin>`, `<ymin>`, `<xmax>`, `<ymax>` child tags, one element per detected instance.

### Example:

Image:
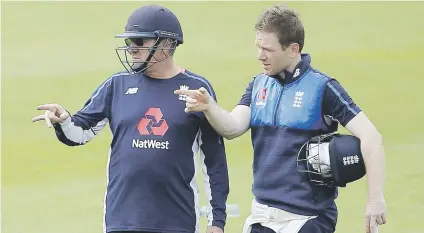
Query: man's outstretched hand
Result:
<box><xmin>32</xmin><ymin>103</ymin><xmax>70</xmax><ymax>127</ymax></box>
<box><xmin>174</xmin><ymin>87</ymin><xmax>213</xmax><ymax>113</ymax></box>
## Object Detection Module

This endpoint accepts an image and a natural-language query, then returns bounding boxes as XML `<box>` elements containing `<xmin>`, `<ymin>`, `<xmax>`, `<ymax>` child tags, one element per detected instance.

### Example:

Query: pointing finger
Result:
<box><xmin>32</xmin><ymin>115</ymin><xmax>46</xmax><ymax>122</ymax></box>
<box><xmin>174</xmin><ymin>89</ymin><xmax>197</xmax><ymax>96</ymax></box>
<box><xmin>37</xmin><ymin>104</ymin><xmax>57</xmax><ymax>112</ymax></box>
<box><xmin>185</xmin><ymin>96</ymin><xmax>198</xmax><ymax>104</ymax></box>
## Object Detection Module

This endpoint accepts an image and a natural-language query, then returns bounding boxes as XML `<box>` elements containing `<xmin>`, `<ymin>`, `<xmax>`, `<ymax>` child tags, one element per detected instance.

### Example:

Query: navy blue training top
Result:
<box><xmin>237</xmin><ymin>54</ymin><xmax>361</xmax><ymax>220</ymax></box>
<box><xmin>54</xmin><ymin>69</ymin><xmax>229</xmax><ymax>233</ymax></box>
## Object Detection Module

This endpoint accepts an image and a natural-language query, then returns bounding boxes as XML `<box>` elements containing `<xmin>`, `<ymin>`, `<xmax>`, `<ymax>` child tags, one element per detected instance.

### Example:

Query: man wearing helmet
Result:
<box><xmin>32</xmin><ymin>4</ymin><xmax>229</xmax><ymax>233</ymax></box>
<box><xmin>175</xmin><ymin>4</ymin><xmax>387</xmax><ymax>233</ymax></box>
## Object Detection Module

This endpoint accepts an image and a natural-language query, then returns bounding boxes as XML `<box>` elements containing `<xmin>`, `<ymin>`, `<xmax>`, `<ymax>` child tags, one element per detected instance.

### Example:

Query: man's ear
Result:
<box><xmin>290</xmin><ymin>43</ymin><xmax>300</xmax><ymax>57</ymax></box>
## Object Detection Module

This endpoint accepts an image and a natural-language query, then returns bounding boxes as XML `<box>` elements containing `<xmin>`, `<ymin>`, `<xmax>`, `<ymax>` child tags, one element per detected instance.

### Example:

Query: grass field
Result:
<box><xmin>2</xmin><ymin>1</ymin><xmax>424</xmax><ymax>233</ymax></box>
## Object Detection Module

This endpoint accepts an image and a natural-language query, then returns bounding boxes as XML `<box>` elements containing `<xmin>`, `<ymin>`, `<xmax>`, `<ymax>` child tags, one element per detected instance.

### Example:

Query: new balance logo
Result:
<box><xmin>125</xmin><ymin>87</ymin><xmax>138</xmax><ymax>95</ymax></box>
<box><xmin>292</xmin><ymin>90</ymin><xmax>304</xmax><ymax>108</ymax></box>
<box><xmin>343</xmin><ymin>155</ymin><xmax>360</xmax><ymax>165</ymax></box>
<box><xmin>293</xmin><ymin>68</ymin><xmax>300</xmax><ymax>78</ymax></box>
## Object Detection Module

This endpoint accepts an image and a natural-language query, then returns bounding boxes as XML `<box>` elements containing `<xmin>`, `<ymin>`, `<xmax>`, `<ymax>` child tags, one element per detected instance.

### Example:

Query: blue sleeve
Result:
<box><xmin>199</xmin><ymin>119</ymin><xmax>229</xmax><ymax>230</ymax></box>
<box><xmin>322</xmin><ymin>79</ymin><xmax>362</xmax><ymax>127</ymax></box>
<box><xmin>72</xmin><ymin>78</ymin><xmax>113</xmax><ymax>128</ymax></box>
<box><xmin>237</xmin><ymin>80</ymin><xmax>253</xmax><ymax>106</ymax></box>
<box><xmin>53</xmin><ymin>77</ymin><xmax>113</xmax><ymax>145</ymax></box>
<box><xmin>199</xmin><ymin>87</ymin><xmax>229</xmax><ymax>230</ymax></box>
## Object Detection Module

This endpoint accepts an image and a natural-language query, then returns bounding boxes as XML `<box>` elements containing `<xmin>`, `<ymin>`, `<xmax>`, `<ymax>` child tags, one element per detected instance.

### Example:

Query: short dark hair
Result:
<box><xmin>255</xmin><ymin>4</ymin><xmax>305</xmax><ymax>52</ymax></box>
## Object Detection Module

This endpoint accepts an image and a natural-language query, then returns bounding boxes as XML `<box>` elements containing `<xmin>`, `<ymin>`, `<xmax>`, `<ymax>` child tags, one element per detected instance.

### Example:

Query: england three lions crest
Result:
<box><xmin>178</xmin><ymin>85</ymin><xmax>189</xmax><ymax>101</ymax></box>
<box><xmin>292</xmin><ymin>90</ymin><xmax>304</xmax><ymax>108</ymax></box>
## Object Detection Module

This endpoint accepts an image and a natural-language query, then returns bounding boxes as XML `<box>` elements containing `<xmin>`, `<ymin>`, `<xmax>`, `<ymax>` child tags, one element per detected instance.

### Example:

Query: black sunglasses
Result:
<box><xmin>125</xmin><ymin>38</ymin><xmax>145</xmax><ymax>47</ymax></box>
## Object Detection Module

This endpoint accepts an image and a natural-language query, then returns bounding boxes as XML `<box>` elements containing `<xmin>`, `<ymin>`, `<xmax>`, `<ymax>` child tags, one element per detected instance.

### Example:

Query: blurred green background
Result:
<box><xmin>2</xmin><ymin>1</ymin><xmax>424</xmax><ymax>233</ymax></box>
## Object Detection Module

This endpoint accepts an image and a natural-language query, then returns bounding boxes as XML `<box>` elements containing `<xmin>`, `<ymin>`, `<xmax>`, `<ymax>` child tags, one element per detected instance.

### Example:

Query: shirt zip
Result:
<box><xmin>273</xmin><ymin>83</ymin><xmax>285</xmax><ymax>126</ymax></box>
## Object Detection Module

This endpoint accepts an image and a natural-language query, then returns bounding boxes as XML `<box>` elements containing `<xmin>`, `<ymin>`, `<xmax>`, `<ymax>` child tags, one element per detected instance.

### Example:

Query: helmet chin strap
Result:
<box><xmin>132</xmin><ymin>38</ymin><xmax>163</xmax><ymax>73</ymax></box>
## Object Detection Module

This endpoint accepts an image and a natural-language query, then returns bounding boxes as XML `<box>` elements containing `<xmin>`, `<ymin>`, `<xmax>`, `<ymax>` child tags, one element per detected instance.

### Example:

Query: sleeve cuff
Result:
<box><xmin>59</xmin><ymin>116</ymin><xmax>72</xmax><ymax>126</ymax></box>
<box><xmin>212</xmin><ymin>220</ymin><xmax>225</xmax><ymax>231</ymax></box>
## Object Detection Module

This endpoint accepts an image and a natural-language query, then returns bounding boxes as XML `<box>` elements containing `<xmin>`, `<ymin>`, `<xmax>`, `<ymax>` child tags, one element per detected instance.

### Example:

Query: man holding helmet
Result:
<box><xmin>175</xmin><ymin>4</ymin><xmax>387</xmax><ymax>233</ymax></box>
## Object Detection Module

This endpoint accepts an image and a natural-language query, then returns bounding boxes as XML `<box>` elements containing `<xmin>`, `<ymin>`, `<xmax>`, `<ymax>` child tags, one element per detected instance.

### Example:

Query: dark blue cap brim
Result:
<box><xmin>115</xmin><ymin>32</ymin><xmax>157</xmax><ymax>38</ymax></box>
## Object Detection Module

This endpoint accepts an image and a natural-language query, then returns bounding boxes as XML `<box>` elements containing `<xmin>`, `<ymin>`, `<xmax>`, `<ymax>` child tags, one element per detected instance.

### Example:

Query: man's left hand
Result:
<box><xmin>365</xmin><ymin>192</ymin><xmax>387</xmax><ymax>233</ymax></box>
<box><xmin>207</xmin><ymin>226</ymin><xmax>223</xmax><ymax>233</ymax></box>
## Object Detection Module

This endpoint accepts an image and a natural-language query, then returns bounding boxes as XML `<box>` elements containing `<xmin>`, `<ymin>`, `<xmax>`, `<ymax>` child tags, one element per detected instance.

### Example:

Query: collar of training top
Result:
<box><xmin>272</xmin><ymin>53</ymin><xmax>312</xmax><ymax>84</ymax></box>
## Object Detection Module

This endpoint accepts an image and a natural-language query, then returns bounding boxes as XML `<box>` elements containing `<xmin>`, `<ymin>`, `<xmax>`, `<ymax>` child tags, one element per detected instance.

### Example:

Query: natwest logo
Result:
<box><xmin>132</xmin><ymin>139</ymin><xmax>169</xmax><ymax>150</ymax></box>
<box><xmin>133</xmin><ymin>108</ymin><xmax>170</xmax><ymax>150</ymax></box>
<box><xmin>137</xmin><ymin>107</ymin><xmax>169</xmax><ymax>136</ymax></box>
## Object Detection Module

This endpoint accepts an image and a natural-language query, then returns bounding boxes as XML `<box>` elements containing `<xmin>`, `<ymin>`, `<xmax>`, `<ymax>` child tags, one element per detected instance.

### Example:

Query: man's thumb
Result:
<box><xmin>199</xmin><ymin>87</ymin><xmax>208</xmax><ymax>94</ymax></box>
<box><xmin>59</xmin><ymin>111</ymin><xmax>70</xmax><ymax>122</ymax></box>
